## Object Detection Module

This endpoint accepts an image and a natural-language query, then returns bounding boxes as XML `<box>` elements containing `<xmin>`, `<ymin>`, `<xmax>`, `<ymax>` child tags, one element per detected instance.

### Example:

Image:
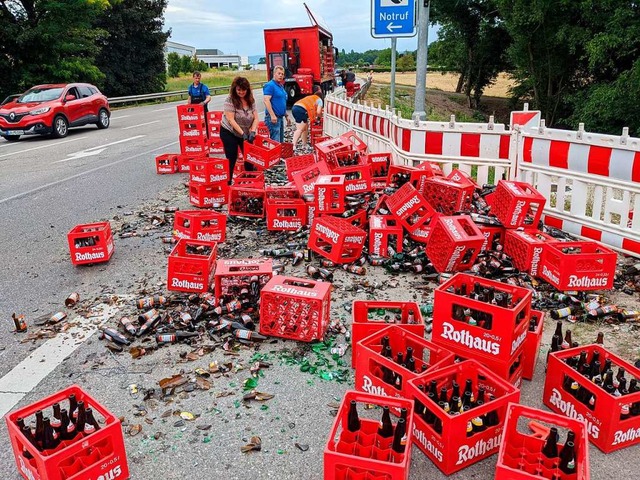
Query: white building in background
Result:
<box><xmin>196</xmin><ymin>49</ymin><xmax>243</xmax><ymax>68</ymax></box>
<box><xmin>165</xmin><ymin>41</ymin><xmax>196</xmax><ymax>60</ymax></box>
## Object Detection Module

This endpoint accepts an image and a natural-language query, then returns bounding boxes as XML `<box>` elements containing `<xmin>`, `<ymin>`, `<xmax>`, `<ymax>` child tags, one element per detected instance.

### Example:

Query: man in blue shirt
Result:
<box><xmin>188</xmin><ymin>71</ymin><xmax>211</xmax><ymax>110</ymax></box>
<box><xmin>263</xmin><ymin>65</ymin><xmax>290</xmax><ymax>143</ymax></box>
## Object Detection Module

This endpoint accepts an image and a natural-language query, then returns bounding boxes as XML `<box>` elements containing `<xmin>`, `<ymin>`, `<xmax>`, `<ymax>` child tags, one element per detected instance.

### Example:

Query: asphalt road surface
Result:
<box><xmin>0</xmin><ymin>93</ymin><xmax>637</xmax><ymax>480</ymax></box>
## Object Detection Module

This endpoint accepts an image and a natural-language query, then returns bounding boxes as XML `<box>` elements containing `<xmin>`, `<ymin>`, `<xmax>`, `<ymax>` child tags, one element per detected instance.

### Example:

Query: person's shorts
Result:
<box><xmin>292</xmin><ymin>105</ymin><xmax>308</xmax><ymax>123</ymax></box>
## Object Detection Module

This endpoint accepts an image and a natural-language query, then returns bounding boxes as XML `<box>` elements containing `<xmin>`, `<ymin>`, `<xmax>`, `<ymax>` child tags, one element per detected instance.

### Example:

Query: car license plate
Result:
<box><xmin>6</xmin><ymin>130</ymin><xmax>25</xmax><ymax>135</ymax></box>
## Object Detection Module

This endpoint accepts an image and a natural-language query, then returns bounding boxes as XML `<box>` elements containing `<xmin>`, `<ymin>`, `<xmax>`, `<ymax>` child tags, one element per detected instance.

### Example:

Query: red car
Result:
<box><xmin>0</xmin><ymin>83</ymin><xmax>110</xmax><ymax>141</ymax></box>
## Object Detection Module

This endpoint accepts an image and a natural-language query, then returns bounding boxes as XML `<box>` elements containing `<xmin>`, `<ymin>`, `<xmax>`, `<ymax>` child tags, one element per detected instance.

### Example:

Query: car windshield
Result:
<box><xmin>18</xmin><ymin>87</ymin><xmax>64</xmax><ymax>103</ymax></box>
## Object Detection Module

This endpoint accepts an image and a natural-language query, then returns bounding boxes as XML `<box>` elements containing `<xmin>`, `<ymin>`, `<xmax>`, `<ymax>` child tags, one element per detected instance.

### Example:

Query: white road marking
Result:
<box><xmin>0</xmin><ymin>136</ymin><xmax>88</xmax><ymax>159</ymax></box>
<box><xmin>110</xmin><ymin>114</ymin><xmax>131</xmax><ymax>120</ymax></box>
<box><xmin>152</xmin><ymin>106</ymin><xmax>177</xmax><ymax>112</ymax></box>
<box><xmin>52</xmin><ymin>135</ymin><xmax>145</xmax><ymax>164</ymax></box>
<box><xmin>0</xmin><ymin>141</ymin><xmax>178</xmax><ymax>204</ymax></box>
<box><xmin>0</xmin><ymin>304</ymin><xmax>119</xmax><ymax>417</ymax></box>
<box><xmin>122</xmin><ymin>120</ymin><xmax>160</xmax><ymax>130</ymax></box>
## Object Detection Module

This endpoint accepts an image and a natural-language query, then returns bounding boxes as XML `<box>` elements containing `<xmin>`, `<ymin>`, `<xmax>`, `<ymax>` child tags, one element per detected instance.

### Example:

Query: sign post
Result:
<box><xmin>371</xmin><ymin>0</ymin><xmax>418</xmax><ymax>39</ymax></box>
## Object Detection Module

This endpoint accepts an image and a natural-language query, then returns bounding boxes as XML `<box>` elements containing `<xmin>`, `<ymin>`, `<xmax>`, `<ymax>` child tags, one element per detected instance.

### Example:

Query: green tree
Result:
<box><xmin>167</xmin><ymin>52</ymin><xmax>181</xmax><ymax>78</ymax></box>
<box><xmin>94</xmin><ymin>0</ymin><xmax>170</xmax><ymax>97</ymax></box>
<box><xmin>0</xmin><ymin>0</ymin><xmax>109</xmax><ymax>98</ymax></box>
<box><xmin>431</xmin><ymin>0</ymin><xmax>510</xmax><ymax>108</ymax></box>
<box><xmin>397</xmin><ymin>52</ymin><xmax>415</xmax><ymax>72</ymax></box>
<box><xmin>374</xmin><ymin>48</ymin><xmax>392</xmax><ymax>67</ymax></box>
<box><xmin>180</xmin><ymin>54</ymin><xmax>193</xmax><ymax>74</ymax></box>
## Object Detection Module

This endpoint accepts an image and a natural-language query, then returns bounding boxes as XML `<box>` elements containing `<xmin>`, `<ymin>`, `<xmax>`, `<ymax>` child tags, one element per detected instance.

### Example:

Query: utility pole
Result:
<box><xmin>390</xmin><ymin>38</ymin><xmax>397</xmax><ymax>110</ymax></box>
<box><xmin>413</xmin><ymin>1</ymin><xmax>431</xmax><ymax>122</ymax></box>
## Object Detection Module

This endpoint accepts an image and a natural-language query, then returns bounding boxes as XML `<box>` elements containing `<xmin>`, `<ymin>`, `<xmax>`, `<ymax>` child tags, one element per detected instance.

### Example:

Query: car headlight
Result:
<box><xmin>28</xmin><ymin>107</ymin><xmax>50</xmax><ymax>115</ymax></box>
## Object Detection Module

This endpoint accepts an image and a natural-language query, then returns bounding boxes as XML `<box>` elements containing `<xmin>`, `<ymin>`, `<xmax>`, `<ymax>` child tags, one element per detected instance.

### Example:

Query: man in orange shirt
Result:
<box><xmin>291</xmin><ymin>85</ymin><xmax>323</xmax><ymax>152</ymax></box>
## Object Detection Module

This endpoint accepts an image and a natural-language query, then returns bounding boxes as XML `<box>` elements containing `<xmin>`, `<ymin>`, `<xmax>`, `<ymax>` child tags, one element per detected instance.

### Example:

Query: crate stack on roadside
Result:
<box><xmin>177</xmin><ymin>104</ymin><xmax>209</xmax><ymax>172</ymax></box>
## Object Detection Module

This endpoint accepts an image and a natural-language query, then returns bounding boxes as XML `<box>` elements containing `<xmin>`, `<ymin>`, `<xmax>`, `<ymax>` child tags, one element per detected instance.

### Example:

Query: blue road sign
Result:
<box><xmin>371</xmin><ymin>0</ymin><xmax>418</xmax><ymax>38</ymax></box>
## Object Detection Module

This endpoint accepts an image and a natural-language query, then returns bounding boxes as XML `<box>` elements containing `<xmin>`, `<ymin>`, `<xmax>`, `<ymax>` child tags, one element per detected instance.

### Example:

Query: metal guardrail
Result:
<box><xmin>108</xmin><ymin>82</ymin><xmax>267</xmax><ymax>106</ymax></box>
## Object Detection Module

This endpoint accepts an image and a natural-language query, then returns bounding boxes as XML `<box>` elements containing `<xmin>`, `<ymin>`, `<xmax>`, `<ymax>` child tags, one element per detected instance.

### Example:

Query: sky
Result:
<box><xmin>164</xmin><ymin>0</ymin><xmax>440</xmax><ymax>57</ymax></box>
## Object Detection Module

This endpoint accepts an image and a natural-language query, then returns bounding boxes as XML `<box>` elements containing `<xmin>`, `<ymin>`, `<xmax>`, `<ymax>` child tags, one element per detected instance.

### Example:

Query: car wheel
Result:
<box><xmin>4</xmin><ymin>135</ymin><xmax>21</xmax><ymax>142</ymax></box>
<box><xmin>285</xmin><ymin>84</ymin><xmax>299</xmax><ymax>106</ymax></box>
<box><xmin>52</xmin><ymin>115</ymin><xmax>68</xmax><ymax>138</ymax></box>
<box><xmin>96</xmin><ymin>108</ymin><xmax>110</xmax><ymax>129</ymax></box>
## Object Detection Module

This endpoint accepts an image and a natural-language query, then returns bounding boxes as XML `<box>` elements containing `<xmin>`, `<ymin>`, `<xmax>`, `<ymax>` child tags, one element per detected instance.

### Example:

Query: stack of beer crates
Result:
<box><xmin>177</xmin><ymin>104</ymin><xmax>208</xmax><ymax>172</ymax></box>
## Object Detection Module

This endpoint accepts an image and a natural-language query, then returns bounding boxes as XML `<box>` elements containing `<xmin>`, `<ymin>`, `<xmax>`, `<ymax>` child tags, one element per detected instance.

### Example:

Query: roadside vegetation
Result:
<box><xmin>165</xmin><ymin>70</ymin><xmax>267</xmax><ymax>92</ymax></box>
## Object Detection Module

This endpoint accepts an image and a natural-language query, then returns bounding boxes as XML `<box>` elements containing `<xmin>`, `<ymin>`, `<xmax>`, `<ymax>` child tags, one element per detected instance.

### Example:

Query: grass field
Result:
<box><xmin>165</xmin><ymin>70</ymin><xmax>268</xmax><ymax>92</ymax></box>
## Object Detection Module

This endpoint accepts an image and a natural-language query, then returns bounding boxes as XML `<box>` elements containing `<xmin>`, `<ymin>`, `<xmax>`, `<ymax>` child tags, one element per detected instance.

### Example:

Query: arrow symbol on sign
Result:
<box><xmin>386</xmin><ymin>22</ymin><xmax>402</xmax><ymax>32</ymax></box>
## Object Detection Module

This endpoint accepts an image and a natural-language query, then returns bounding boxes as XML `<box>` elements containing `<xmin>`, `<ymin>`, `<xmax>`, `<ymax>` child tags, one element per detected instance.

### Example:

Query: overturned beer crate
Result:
<box><xmin>315</xmin><ymin>175</ymin><xmax>346</xmax><ymax>214</ymax></box>
<box><xmin>173</xmin><ymin>210</ymin><xmax>227</xmax><ymax>243</ymax></box>
<box><xmin>292</xmin><ymin>159</ymin><xmax>331</xmax><ymax>197</ymax></box>
<box><xmin>285</xmin><ymin>154</ymin><xmax>316</xmax><ymax>181</ymax></box>
<box><xmin>544</xmin><ymin>344</ymin><xmax>640</xmax><ymax>453</ymax></box>
<box><xmin>495</xmin><ymin>403</ymin><xmax>590</xmax><ymax>480</ymax></box>
<box><xmin>408</xmin><ymin>360</ymin><xmax>520</xmax><ymax>475</ymax></box>
<box><xmin>355</xmin><ymin>325</ymin><xmax>455</xmax><ymax>400</ymax></box>
<box><xmin>364</xmin><ymin>152</ymin><xmax>392</xmax><ymax>186</ymax></box>
<box><xmin>503</xmin><ymin>229</ymin><xmax>557</xmax><ymax>277</ymax></box>
<box><xmin>6</xmin><ymin>385</ymin><xmax>130</xmax><ymax>480</ymax></box>
<box><xmin>386</xmin><ymin>183</ymin><xmax>436</xmax><ymax>234</ymax></box>
<box><xmin>491</xmin><ymin>180</ymin><xmax>546</xmax><ymax>229</ymax></box>
<box><xmin>308</xmin><ymin>216</ymin><xmax>367</xmax><ymax>264</ymax></box>
<box><xmin>67</xmin><ymin>222</ymin><xmax>114</xmax><ymax>266</ymax></box>
<box><xmin>368</xmin><ymin>215</ymin><xmax>403</xmax><ymax>257</ymax></box>
<box><xmin>426</xmin><ymin>215</ymin><xmax>484</xmax><ymax>273</ymax></box>
<box><xmin>538</xmin><ymin>240</ymin><xmax>617</xmax><ymax>291</ymax></box>
<box><xmin>259</xmin><ymin>276</ymin><xmax>331</xmax><ymax>342</ymax></box>
<box><xmin>167</xmin><ymin>239</ymin><xmax>217</xmax><ymax>293</ymax></box>
<box><xmin>522</xmin><ymin>310</ymin><xmax>544</xmax><ymax>381</ymax></box>
<box><xmin>422</xmin><ymin>176</ymin><xmax>474</xmax><ymax>215</ymax></box>
<box><xmin>324</xmin><ymin>390</ymin><xmax>414</xmax><ymax>480</ymax></box>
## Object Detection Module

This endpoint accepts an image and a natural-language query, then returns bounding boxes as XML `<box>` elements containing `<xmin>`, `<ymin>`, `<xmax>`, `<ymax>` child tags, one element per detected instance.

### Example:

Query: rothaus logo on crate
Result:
<box><xmin>345</xmin><ymin>235</ymin><xmax>365</xmax><ymax>245</ymax></box>
<box><xmin>191</xmin><ymin>175</ymin><xmax>207</xmax><ymax>183</ymax></box>
<box><xmin>413</xmin><ymin>424</ymin><xmax>444</xmax><ymax>463</ymax></box>
<box><xmin>75</xmin><ymin>251</ymin><xmax>106</xmax><ymax>262</ymax></box>
<box><xmin>511</xmin><ymin>329</ymin><xmax>527</xmax><ymax>355</ymax></box>
<box><xmin>442</xmin><ymin>218</ymin><xmax>463</xmax><ymax>240</ymax></box>
<box><xmin>456</xmin><ymin>431</ymin><xmax>503</xmax><ymax>466</ymax></box>
<box><xmin>272</xmin><ymin>284</ymin><xmax>319</xmax><ymax>297</ymax></box>
<box><xmin>171</xmin><ymin>277</ymin><xmax>204</xmax><ymax>290</ymax></box>
<box><xmin>184</xmin><ymin>146</ymin><xmax>204</xmax><ymax>154</ymax></box>
<box><xmin>395</xmin><ymin>196</ymin><xmax>420</xmax><ymax>216</ymax></box>
<box><xmin>345</xmin><ymin>181</ymin><xmax>368</xmax><ymax>193</ymax></box>
<box><xmin>223</xmin><ymin>259</ymin><xmax>265</xmax><ymax>266</ymax></box>
<box><xmin>272</xmin><ymin>219</ymin><xmax>302</xmax><ymax>229</ymax></box>
<box><xmin>197</xmin><ymin>231</ymin><xmax>222</xmax><ymax>242</ymax></box>
<box><xmin>567</xmin><ymin>274</ymin><xmax>610</xmax><ymax>288</ymax></box>
<box><xmin>96</xmin><ymin>465</ymin><xmax>124</xmax><ymax>480</ymax></box>
<box><xmin>360</xmin><ymin>375</ymin><xmax>399</xmax><ymax>398</ymax></box>
<box><xmin>372</xmin><ymin>232</ymin><xmax>384</xmax><ymax>255</ymax></box>
<box><xmin>446</xmin><ymin>245</ymin><xmax>467</xmax><ymax>271</ymax></box>
<box><xmin>18</xmin><ymin>457</ymin><xmax>36</xmax><ymax>480</ymax></box>
<box><xmin>317</xmin><ymin>187</ymin><xmax>327</xmax><ymax>209</ymax></box>
<box><xmin>440</xmin><ymin>322</ymin><xmax>501</xmax><ymax>355</ymax></box>
<box><xmin>541</xmin><ymin>265</ymin><xmax>561</xmax><ymax>286</ymax></box>
<box><xmin>180</xmin><ymin>114</ymin><xmax>200</xmax><ymax>122</ymax></box>
<box><xmin>246</xmin><ymin>152</ymin><xmax>264</xmax><ymax>167</ymax></box>
<box><xmin>510</xmin><ymin>200</ymin><xmax>527</xmax><ymax>226</ymax></box>
<box><xmin>191</xmin><ymin>195</ymin><xmax>224</xmax><ymax>206</ymax></box>
<box><xmin>612</xmin><ymin>426</ymin><xmax>640</xmax><ymax>447</ymax></box>
<box><xmin>481</xmin><ymin>231</ymin><xmax>490</xmax><ymax>251</ymax></box>
<box><xmin>530</xmin><ymin>246</ymin><xmax>544</xmax><ymax>276</ymax></box>
<box><xmin>315</xmin><ymin>223</ymin><xmax>340</xmax><ymax>244</ymax></box>
<box><xmin>182</xmin><ymin>130</ymin><xmax>205</xmax><ymax>137</ymax></box>
<box><xmin>369</xmin><ymin>154</ymin><xmax>389</xmax><ymax>164</ymax></box>
<box><xmin>209</xmin><ymin>173</ymin><xmax>228</xmax><ymax>183</ymax></box>
<box><xmin>548</xmin><ymin>388</ymin><xmax>601</xmax><ymax>438</ymax></box>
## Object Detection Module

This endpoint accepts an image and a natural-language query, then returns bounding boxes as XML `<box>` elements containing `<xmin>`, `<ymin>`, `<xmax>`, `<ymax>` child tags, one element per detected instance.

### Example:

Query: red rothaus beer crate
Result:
<box><xmin>243</xmin><ymin>135</ymin><xmax>282</xmax><ymax>170</ymax></box>
<box><xmin>408</xmin><ymin>223</ymin><xmax>435</xmax><ymax>245</ymax></box>
<box><xmin>155</xmin><ymin>153</ymin><xmax>179</xmax><ymax>174</ymax></box>
<box><xmin>308</xmin><ymin>216</ymin><xmax>367</xmax><ymax>264</ymax></box>
<box><xmin>173</xmin><ymin>210</ymin><xmax>227</xmax><ymax>243</ymax></box>
<box><xmin>177</xmin><ymin>154</ymin><xmax>202</xmax><ymax>173</ymax></box>
<box><xmin>313</xmin><ymin>135</ymin><xmax>331</xmax><ymax>146</ymax></box>
<box><xmin>179</xmin><ymin>137</ymin><xmax>208</xmax><ymax>156</ymax></box>
<box><xmin>416</xmin><ymin>160</ymin><xmax>445</xmax><ymax>178</ymax></box>
<box><xmin>338</xmin><ymin>130</ymin><xmax>368</xmax><ymax>156</ymax></box>
<box><xmin>476</xmin><ymin>224</ymin><xmax>505</xmax><ymax>252</ymax></box>
<box><xmin>306</xmin><ymin>200</ymin><xmax>316</xmax><ymax>227</ymax></box>
<box><xmin>208</xmin><ymin>137</ymin><xmax>224</xmax><ymax>155</ymax></box>
<box><xmin>259</xmin><ymin>276</ymin><xmax>331</xmax><ymax>342</ymax></box>
<box><xmin>280</xmin><ymin>142</ymin><xmax>294</xmax><ymax>159</ymax></box>
<box><xmin>351</xmin><ymin>300</ymin><xmax>426</xmax><ymax>368</ymax></box>
<box><xmin>189</xmin><ymin>182</ymin><xmax>228</xmax><ymax>208</ymax></box>
<box><xmin>522</xmin><ymin>310</ymin><xmax>544</xmax><ymax>381</ymax></box>
<box><xmin>491</xmin><ymin>180</ymin><xmax>546</xmax><ymax>229</ymax></box>
<box><xmin>433</xmin><ymin>273</ymin><xmax>532</xmax><ymax>365</ymax></box>
<box><xmin>207</xmin><ymin>111</ymin><xmax>222</xmax><ymax>132</ymax></box>
<box><xmin>343</xmin><ymin>209</ymin><xmax>368</xmax><ymax>229</ymax></box>
<box><xmin>386</xmin><ymin>164</ymin><xmax>418</xmax><ymax>189</ymax></box>
<box><xmin>355</xmin><ymin>325</ymin><xmax>455</xmax><ymax>400</ymax></box>
<box><xmin>408</xmin><ymin>360</ymin><xmax>521</xmax><ymax>475</ymax></box>
<box><xmin>426</xmin><ymin>215</ymin><xmax>484</xmax><ymax>273</ymax></box>
<box><xmin>314</xmin><ymin>136</ymin><xmax>354</xmax><ymax>164</ymax></box>
<box><xmin>447</xmin><ymin>168</ymin><xmax>478</xmax><ymax>189</ymax></box>
<box><xmin>315</xmin><ymin>175</ymin><xmax>346</xmax><ymax>214</ymax></box>
<box><xmin>544</xmin><ymin>344</ymin><xmax>640</xmax><ymax>453</ymax></box>
<box><xmin>332</xmin><ymin>161</ymin><xmax>373</xmax><ymax>195</ymax></box>
<box><xmin>233</xmin><ymin>171</ymin><xmax>264</xmax><ymax>189</ymax></box>
<box><xmin>177</xmin><ymin>104</ymin><xmax>205</xmax><ymax>123</ymax></box>
<box><xmin>495</xmin><ymin>403</ymin><xmax>590</xmax><ymax>480</ymax></box>
<box><xmin>228</xmin><ymin>186</ymin><xmax>265</xmax><ymax>218</ymax></box>
<box><xmin>292</xmin><ymin>159</ymin><xmax>332</xmax><ymax>197</ymax></box>
<box><xmin>67</xmin><ymin>222</ymin><xmax>114</xmax><ymax>266</ymax></box>
<box><xmin>189</xmin><ymin>157</ymin><xmax>229</xmax><ymax>185</ymax></box>
<box><xmin>364</xmin><ymin>152</ymin><xmax>392</xmax><ymax>184</ymax></box>
<box><xmin>422</xmin><ymin>176</ymin><xmax>475</xmax><ymax>215</ymax></box>
<box><xmin>257</xmin><ymin>121</ymin><xmax>269</xmax><ymax>137</ymax></box>
<box><xmin>265</xmin><ymin>198</ymin><xmax>307</xmax><ymax>231</ymax></box>
<box><xmin>368</xmin><ymin>215</ymin><xmax>403</xmax><ymax>257</ymax></box>
<box><xmin>167</xmin><ymin>239</ymin><xmax>217</xmax><ymax>293</ymax></box>
<box><xmin>179</xmin><ymin>122</ymin><xmax>207</xmax><ymax>139</ymax></box>
<box><xmin>504</xmin><ymin>229</ymin><xmax>558</xmax><ymax>277</ymax></box>
<box><xmin>386</xmin><ymin>183</ymin><xmax>436</xmax><ymax>234</ymax></box>
<box><xmin>214</xmin><ymin>258</ymin><xmax>272</xmax><ymax>305</ymax></box>
<box><xmin>285</xmin><ymin>154</ymin><xmax>316</xmax><ymax>181</ymax></box>
<box><xmin>324</xmin><ymin>390</ymin><xmax>414</xmax><ymax>480</ymax></box>
<box><xmin>538</xmin><ymin>240</ymin><xmax>617</xmax><ymax>291</ymax></box>
<box><xmin>6</xmin><ymin>385</ymin><xmax>129</xmax><ymax>480</ymax></box>
<box><xmin>265</xmin><ymin>184</ymin><xmax>300</xmax><ymax>200</ymax></box>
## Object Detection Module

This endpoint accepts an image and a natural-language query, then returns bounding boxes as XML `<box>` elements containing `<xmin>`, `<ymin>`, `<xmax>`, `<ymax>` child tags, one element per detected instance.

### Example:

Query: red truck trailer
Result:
<box><xmin>263</xmin><ymin>4</ymin><xmax>337</xmax><ymax>104</ymax></box>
